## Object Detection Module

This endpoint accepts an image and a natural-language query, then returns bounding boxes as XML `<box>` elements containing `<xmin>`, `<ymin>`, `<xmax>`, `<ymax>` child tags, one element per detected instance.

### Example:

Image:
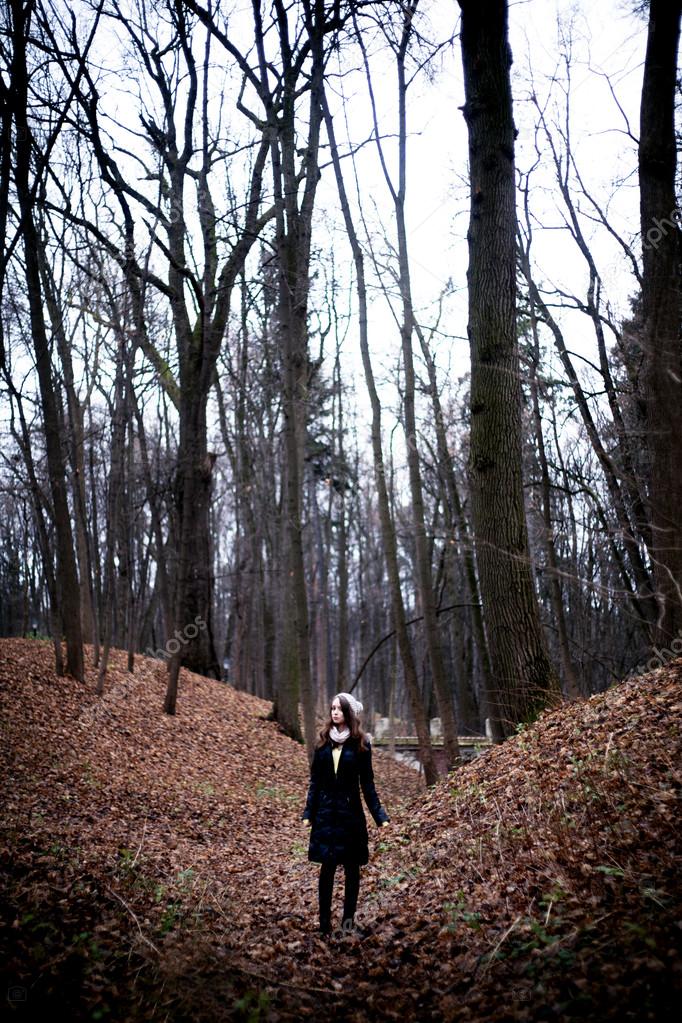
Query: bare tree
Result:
<box><xmin>354</xmin><ymin>2</ymin><xmax>461</xmax><ymax>768</ymax></box>
<box><xmin>55</xmin><ymin>0</ymin><xmax>273</xmax><ymax>709</ymax></box>
<box><xmin>3</xmin><ymin>0</ymin><xmax>85</xmax><ymax>680</ymax></box>
<box><xmin>320</xmin><ymin>58</ymin><xmax>439</xmax><ymax>784</ymax></box>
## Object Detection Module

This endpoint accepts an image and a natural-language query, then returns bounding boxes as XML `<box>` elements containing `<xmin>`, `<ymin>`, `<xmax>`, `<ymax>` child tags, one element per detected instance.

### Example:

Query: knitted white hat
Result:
<box><xmin>336</xmin><ymin>692</ymin><xmax>363</xmax><ymax>717</ymax></box>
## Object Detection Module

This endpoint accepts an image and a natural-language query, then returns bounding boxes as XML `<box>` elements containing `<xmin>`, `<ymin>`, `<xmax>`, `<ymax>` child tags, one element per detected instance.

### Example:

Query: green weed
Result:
<box><xmin>255</xmin><ymin>783</ymin><xmax>298</xmax><ymax>803</ymax></box>
<box><xmin>233</xmin><ymin>989</ymin><xmax>271</xmax><ymax>1022</ymax></box>
<box><xmin>443</xmin><ymin>892</ymin><xmax>482</xmax><ymax>932</ymax></box>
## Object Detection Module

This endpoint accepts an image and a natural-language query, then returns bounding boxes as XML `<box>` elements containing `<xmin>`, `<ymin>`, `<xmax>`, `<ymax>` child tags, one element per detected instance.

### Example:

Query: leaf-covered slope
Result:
<box><xmin>342</xmin><ymin>661</ymin><xmax>682</xmax><ymax>1021</ymax></box>
<box><xmin>0</xmin><ymin>637</ymin><xmax>421</xmax><ymax>885</ymax></box>
<box><xmin>1</xmin><ymin>637</ymin><xmax>680</xmax><ymax>1022</ymax></box>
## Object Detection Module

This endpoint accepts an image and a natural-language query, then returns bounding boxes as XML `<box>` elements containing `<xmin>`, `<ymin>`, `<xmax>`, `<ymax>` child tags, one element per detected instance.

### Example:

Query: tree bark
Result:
<box><xmin>458</xmin><ymin>0</ymin><xmax>560</xmax><ymax>736</ymax></box>
<box><xmin>265</xmin><ymin>0</ymin><xmax>335</xmax><ymax>754</ymax></box>
<box><xmin>9</xmin><ymin>0</ymin><xmax>84</xmax><ymax>681</ymax></box>
<box><xmin>639</xmin><ymin>0</ymin><xmax>682</xmax><ymax>643</ymax></box>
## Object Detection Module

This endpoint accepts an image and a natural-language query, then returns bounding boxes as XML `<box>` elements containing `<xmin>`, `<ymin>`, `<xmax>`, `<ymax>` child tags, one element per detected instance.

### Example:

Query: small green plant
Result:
<box><xmin>443</xmin><ymin>892</ymin><xmax>482</xmax><ymax>932</ymax></box>
<box><xmin>640</xmin><ymin>884</ymin><xmax>669</xmax><ymax>908</ymax></box>
<box><xmin>81</xmin><ymin>760</ymin><xmax>99</xmax><ymax>788</ymax></box>
<box><xmin>233</xmin><ymin>989</ymin><xmax>271</xmax><ymax>1022</ymax></box>
<box><xmin>176</xmin><ymin>867</ymin><xmax>196</xmax><ymax>887</ymax></box>
<box><xmin>594</xmin><ymin>864</ymin><xmax>625</xmax><ymax>878</ymax></box>
<box><xmin>379</xmin><ymin>869</ymin><xmax>417</xmax><ymax>888</ymax></box>
<box><xmin>449</xmin><ymin>780</ymin><xmax>488</xmax><ymax>803</ymax></box>
<box><xmin>502</xmin><ymin>918</ymin><xmax>559</xmax><ymax>960</ymax></box>
<box><xmin>539</xmin><ymin>884</ymin><xmax>567</xmax><ymax>906</ymax></box>
<box><xmin>159</xmin><ymin>902</ymin><xmax>181</xmax><ymax>934</ymax></box>
<box><xmin>115</xmin><ymin>848</ymin><xmax>158</xmax><ymax>897</ymax></box>
<box><xmin>70</xmin><ymin>931</ymin><xmax>104</xmax><ymax>961</ymax></box>
<box><xmin>255</xmin><ymin>782</ymin><xmax>298</xmax><ymax>803</ymax></box>
<box><xmin>622</xmin><ymin>921</ymin><xmax>657</xmax><ymax>947</ymax></box>
<box><xmin>514</xmin><ymin>721</ymin><xmax>531</xmax><ymax>749</ymax></box>
<box><xmin>604</xmin><ymin>748</ymin><xmax>630</xmax><ymax>771</ymax></box>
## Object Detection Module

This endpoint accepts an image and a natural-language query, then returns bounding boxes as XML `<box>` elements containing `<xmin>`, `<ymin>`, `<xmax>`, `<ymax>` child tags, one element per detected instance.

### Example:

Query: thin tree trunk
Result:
<box><xmin>526</xmin><ymin>312</ymin><xmax>580</xmax><ymax>699</ymax></box>
<box><xmin>8</xmin><ymin>392</ymin><xmax>64</xmax><ymax>675</ymax></box>
<box><xmin>265</xmin><ymin>1</ymin><xmax>331</xmax><ymax>754</ymax></box>
<box><xmin>519</xmin><ymin>248</ymin><xmax>657</xmax><ymax>631</ymax></box>
<box><xmin>321</xmin><ymin>85</ymin><xmax>439</xmax><ymax>784</ymax></box>
<box><xmin>391</xmin><ymin>8</ymin><xmax>460</xmax><ymax>769</ymax></box>
<box><xmin>97</xmin><ymin>332</ymin><xmax>127</xmax><ymax>694</ymax></box>
<box><xmin>41</xmin><ymin>256</ymin><xmax>97</xmax><ymax>650</ymax></box>
<box><xmin>333</xmin><ymin>346</ymin><xmax>350</xmax><ymax>692</ymax></box>
<box><xmin>415</xmin><ymin>319</ymin><xmax>493</xmax><ymax>724</ymax></box>
<box><xmin>9</xmin><ymin>0</ymin><xmax>83</xmax><ymax>680</ymax></box>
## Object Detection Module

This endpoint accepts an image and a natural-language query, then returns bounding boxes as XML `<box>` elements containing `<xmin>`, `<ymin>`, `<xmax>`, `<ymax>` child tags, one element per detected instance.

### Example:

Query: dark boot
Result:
<box><xmin>319</xmin><ymin>915</ymin><xmax>332</xmax><ymax>935</ymax></box>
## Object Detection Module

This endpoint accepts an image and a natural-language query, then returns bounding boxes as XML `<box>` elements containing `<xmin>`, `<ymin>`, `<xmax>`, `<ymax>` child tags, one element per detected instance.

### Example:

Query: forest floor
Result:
<box><xmin>0</xmin><ymin>638</ymin><xmax>680</xmax><ymax>1022</ymax></box>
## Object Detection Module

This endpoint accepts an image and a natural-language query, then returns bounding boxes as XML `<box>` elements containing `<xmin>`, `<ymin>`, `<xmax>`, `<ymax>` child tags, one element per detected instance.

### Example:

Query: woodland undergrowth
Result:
<box><xmin>1</xmin><ymin>638</ymin><xmax>680</xmax><ymax>1021</ymax></box>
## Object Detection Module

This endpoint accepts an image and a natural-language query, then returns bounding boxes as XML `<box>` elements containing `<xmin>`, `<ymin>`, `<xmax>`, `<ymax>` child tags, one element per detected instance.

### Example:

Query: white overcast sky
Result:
<box><xmin>0</xmin><ymin>0</ymin><xmax>658</xmax><ymax>476</ymax></box>
<box><xmin>311</xmin><ymin>0</ymin><xmax>652</xmax><ymax>447</ymax></box>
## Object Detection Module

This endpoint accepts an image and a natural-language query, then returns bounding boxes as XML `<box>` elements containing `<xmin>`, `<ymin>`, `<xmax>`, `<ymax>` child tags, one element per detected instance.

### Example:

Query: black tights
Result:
<box><xmin>318</xmin><ymin>861</ymin><xmax>360</xmax><ymax>924</ymax></box>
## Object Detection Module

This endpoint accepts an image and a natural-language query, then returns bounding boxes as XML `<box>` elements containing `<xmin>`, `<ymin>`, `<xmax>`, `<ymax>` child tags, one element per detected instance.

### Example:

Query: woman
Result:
<box><xmin>302</xmin><ymin>692</ymin><xmax>390</xmax><ymax>935</ymax></box>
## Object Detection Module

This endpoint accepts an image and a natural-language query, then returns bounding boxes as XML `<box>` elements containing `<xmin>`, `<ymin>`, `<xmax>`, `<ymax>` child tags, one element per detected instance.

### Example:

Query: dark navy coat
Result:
<box><xmin>302</xmin><ymin>738</ymin><xmax>389</xmax><ymax>865</ymax></box>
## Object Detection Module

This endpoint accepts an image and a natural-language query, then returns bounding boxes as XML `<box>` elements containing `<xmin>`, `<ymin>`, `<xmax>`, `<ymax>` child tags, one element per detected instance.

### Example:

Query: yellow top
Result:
<box><xmin>302</xmin><ymin>743</ymin><xmax>390</xmax><ymax>827</ymax></box>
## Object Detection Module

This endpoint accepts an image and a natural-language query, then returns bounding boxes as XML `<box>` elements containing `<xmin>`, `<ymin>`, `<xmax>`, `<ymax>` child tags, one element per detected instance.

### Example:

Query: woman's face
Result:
<box><xmin>331</xmin><ymin>698</ymin><xmax>345</xmax><ymax>726</ymax></box>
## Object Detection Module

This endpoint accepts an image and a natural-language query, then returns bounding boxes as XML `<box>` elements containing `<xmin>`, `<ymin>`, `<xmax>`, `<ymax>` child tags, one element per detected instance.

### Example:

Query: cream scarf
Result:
<box><xmin>329</xmin><ymin>725</ymin><xmax>350</xmax><ymax>744</ymax></box>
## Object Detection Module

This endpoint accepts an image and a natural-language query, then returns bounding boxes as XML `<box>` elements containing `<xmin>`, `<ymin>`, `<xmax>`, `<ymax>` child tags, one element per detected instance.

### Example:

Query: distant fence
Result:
<box><xmin>373</xmin><ymin>734</ymin><xmax>492</xmax><ymax>772</ymax></box>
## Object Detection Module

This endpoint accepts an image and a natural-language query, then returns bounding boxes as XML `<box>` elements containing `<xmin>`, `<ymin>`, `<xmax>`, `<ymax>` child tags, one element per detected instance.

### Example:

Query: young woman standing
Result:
<box><xmin>302</xmin><ymin>692</ymin><xmax>390</xmax><ymax>935</ymax></box>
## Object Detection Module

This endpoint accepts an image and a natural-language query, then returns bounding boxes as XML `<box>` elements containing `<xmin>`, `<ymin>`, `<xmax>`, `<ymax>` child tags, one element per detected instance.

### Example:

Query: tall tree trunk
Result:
<box><xmin>333</xmin><ymin>346</ymin><xmax>350</xmax><ymax>692</ymax></box>
<box><xmin>321</xmin><ymin>86</ymin><xmax>439</xmax><ymax>784</ymax></box>
<box><xmin>9</xmin><ymin>0</ymin><xmax>83</xmax><ymax>681</ymax></box>
<box><xmin>354</xmin><ymin>3</ymin><xmax>459</xmax><ymax>770</ymax></box>
<box><xmin>8</xmin><ymin>391</ymin><xmax>64</xmax><ymax>676</ymax></box>
<box><xmin>526</xmin><ymin>313</ymin><xmax>580</xmax><ymax>699</ymax></box>
<box><xmin>97</xmin><ymin>332</ymin><xmax>127</xmax><ymax>694</ymax></box>
<box><xmin>266</xmin><ymin>0</ymin><xmax>332</xmax><ymax>754</ymax></box>
<box><xmin>129</xmin><ymin>382</ymin><xmax>172</xmax><ymax>642</ymax></box>
<box><xmin>458</xmin><ymin>0</ymin><xmax>560</xmax><ymax>737</ymax></box>
<box><xmin>392</xmin><ymin>5</ymin><xmax>460</xmax><ymax>769</ymax></box>
<box><xmin>639</xmin><ymin>0</ymin><xmax>682</xmax><ymax>643</ymax></box>
<box><xmin>415</xmin><ymin>320</ymin><xmax>493</xmax><ymax>723</ymax></box>
<box><xmin>41</xmin><ymin>259</ymin><xmax>97</xmax><ymax>649</ymax></box>
<box><xmin>165</xmin><ymin>404</ymin><xmax>221</xmax><ymax>712</ymax></box>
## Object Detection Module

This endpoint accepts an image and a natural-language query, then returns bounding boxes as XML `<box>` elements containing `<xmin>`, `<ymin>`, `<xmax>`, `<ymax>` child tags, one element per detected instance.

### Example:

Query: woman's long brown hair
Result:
<box><xmin>315</xmin><ymin>694</ymin><xmax>369</xmax><ymax>751</ymax></box>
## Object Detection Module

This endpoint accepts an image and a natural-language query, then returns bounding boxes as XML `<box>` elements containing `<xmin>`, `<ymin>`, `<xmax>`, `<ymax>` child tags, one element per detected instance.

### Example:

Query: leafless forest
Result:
<box><xmin>1</xmin><ymin>0</ymin><xmax>680</xmax><ymax>777</ymax></box>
